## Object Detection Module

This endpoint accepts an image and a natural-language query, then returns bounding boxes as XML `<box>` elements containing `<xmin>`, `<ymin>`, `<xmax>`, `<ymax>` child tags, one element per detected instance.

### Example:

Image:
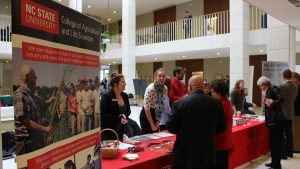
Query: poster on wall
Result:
<box><xmin>12</xmin><ymin>0</ymin><xmax>101</xmax><ymax>168</ymax></box>
<box><xmin>262</xmin><ymin>61</ymin><xmax>289</xmax><ymax>86</ymax></box>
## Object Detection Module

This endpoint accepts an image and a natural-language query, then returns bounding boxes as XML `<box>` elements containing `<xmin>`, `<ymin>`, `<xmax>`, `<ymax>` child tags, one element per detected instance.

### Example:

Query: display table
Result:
<box><xmin>229</xmin><ymin>119</ymin><xmax>269</xmax><ymax>169</ymax></box>
<box><xmin>102</xmin><ymin>120</ymin><xmax>269</xmax><ymax>169</ymax></box>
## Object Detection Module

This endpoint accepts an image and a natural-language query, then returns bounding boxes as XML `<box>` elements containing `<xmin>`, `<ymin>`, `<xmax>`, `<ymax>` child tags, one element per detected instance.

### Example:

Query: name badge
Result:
<box><xmin>112</xmin><ymin>99</ymin><xmax>118</xmax><ymax>101</ymax></box>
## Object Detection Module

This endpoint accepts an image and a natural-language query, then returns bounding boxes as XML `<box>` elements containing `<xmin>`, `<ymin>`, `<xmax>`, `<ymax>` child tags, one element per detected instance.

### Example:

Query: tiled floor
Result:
<box><xmin>3</xmin><ymin>106</ymin><xmax>300</xmax><ymax>169</ymax></box>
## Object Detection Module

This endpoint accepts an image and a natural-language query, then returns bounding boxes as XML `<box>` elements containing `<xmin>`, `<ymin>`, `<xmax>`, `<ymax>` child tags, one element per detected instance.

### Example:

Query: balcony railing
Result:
<box><xmin>136</xmin><ymin>10</ymin><xmax>230</xmax><ymax>46</ymax></box>
<box><xmin>0</xmin><ymin>21</ymin><xmax>11</xmax><ymax>42</ymax></box>
<box><xmin>249</xmin><ymin>6</ymin><xmax>267</xmax><ymax>30</ymax></box>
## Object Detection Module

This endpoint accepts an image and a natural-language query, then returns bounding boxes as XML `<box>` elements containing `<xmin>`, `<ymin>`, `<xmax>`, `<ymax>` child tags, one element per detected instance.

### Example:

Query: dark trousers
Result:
<box><xmin>214</xmin><ymin>150</ymin><xmax>229</xmax><ymax>169</ymax></box>
<box><xmin>282</xmin><ymin>120</ymin><xmax>294</xmax><ymax>156</ymax></box>
<box><xmin>269</xmin><ymin>121</ymin><xmax>284</xmax><ymax>167</ymax></box>
<box><xmin>139</xmin><ymin>107</ymin><xmax>158</xmax><ymax>134</ymax></box>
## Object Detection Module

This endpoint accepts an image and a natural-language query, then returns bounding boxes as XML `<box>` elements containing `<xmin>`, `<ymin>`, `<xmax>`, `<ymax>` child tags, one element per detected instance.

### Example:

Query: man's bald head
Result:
<box><xmin>20</xmin><ymin>65</ymin><xmax>37</xmax><ymax>89</ymax></box>
<box><xmin>188</xmin><ymin>76</ymin><xmax>204</xmax><ymax>92</ymax></box>
<box><xmin>20</xmin><ymin>65</ymin><xmax>33</xmax><ymax>82</ymax></box>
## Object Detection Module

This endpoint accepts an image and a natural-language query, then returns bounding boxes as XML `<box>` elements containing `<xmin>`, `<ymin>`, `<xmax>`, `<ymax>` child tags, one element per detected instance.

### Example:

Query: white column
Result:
<box><xmin>229</xmin><ymin>0</ymin><xmax>250</xmax><ymax>91</ymax></box>
<box><xmin>122</xmin><ymin>0</ymin><xmax>136</xmax><ymax>95</ymax></box>
<box><xmin>267</xmin><ymin>16</ymin><xmax>296</xmax><ymax>71</ymax></box>
<box><xmin>69</xmin><ymin>0</ymin><xmax>82</xmax><ymax>12</ymax></box>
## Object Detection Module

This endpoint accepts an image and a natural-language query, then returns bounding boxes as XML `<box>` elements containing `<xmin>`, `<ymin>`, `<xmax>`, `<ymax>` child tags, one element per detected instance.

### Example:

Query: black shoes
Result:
<box><xmin>265</xmin><ymin>163</ymin><xmax>282</xmax><ymax>169</ymax></box>
<box><xmin>265</xmin><ymin>163</ymin><xmax>273</xmax><ymax>167</ymax></box>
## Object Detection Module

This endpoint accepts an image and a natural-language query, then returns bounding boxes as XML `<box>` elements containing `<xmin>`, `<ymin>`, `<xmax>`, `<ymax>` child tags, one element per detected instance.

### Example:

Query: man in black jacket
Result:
<box><xmin>167</xmin><ymin>76</ymin><xmax>226</xmax><ymax>169</ymax></box>
<box><xmin>257</xmin><ymin>76</ymin><xmax>285</xmax><ymax>169</ymax></box>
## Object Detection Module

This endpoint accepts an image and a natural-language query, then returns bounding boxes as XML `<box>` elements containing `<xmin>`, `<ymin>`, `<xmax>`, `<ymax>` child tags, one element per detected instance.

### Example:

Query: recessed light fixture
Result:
<box><xmin>154</xmin><ymin>57</ymin><xmax>158</xmax><ymax>60</ymax></box>
<box><xmin>113</xmin><ymin>11</ymin><xmax>117</xmax><ymax>14</ymax></box>
<box><xmin>107</xmin><ymin>18</ymin><xmax>111</xmax><ymax>21</ymax></box>
<box><xmin>108</xmin><ymin>63</ymin><xmax>111</xmax><ymax>66</ymax></box>
<box><xmin>217</xmin><ymin>52</ymin><xmax>220</xmax><ymax>56</ymax></box>
<box><xmin>182</xmin><ymin>55</ymin><xmax>186</xmax><ymax>58</ymax></box>
<box><xmin>88</xmin><ymin>5</ymin><xmax>91</xmax><ymax>8</ymax></box>
<box><xmin>112</xmin><ymin>61</ymin><xmax>116</xmax><ymax>64</ymax></box>
<box><xmin>6</xmin><ymin>60</ymin><xmax>9</xmax><ymax>63</ymax></box>
<box><xmin>5</xmin><ymin>6</ymin><xmax>8</xmax><ymax>9</ymax></box>
<box><xmin>58</xmin><ymin>0</ymin><xmax>61</xmax><ymax>2</ymax></box>
<box><xmin>260</xmin><ymin>49</ymin><xmax>264</xmax><ymax>53</ymax></box>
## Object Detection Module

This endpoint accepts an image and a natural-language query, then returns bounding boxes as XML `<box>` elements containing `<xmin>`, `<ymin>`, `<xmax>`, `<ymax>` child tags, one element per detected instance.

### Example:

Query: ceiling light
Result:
<box><xmin>107</xmin><ymin>18</ymin><xmax>111</xmax><ymax>21</ymax></box>
<box><xmin>182</xmin><ymin>55</ymin><xmax>186</xmax><ymax>58</ymax></box>
<box><xmin>217</xmin><ymin>52</ymin><xmax>220</xmax><ymax>56</ymax></box>
<box><xmin>154</xmin><ymin>58</ymin><xmax>158</xmax><ymax>60</ymax></box>
<box><xmin>6</xmin><ymin>60</ymin><xmax>9</xmax><ymax>63</ymax></box>
<box><xmin>58</xmin><ymin>0</ymin><xmax>61</xmax><ymax>2</ymax></box>
<box><xmin>113</xmin><ymin>11</ymin><xmax>117</xmax><ymax>14</ymax></box>
<box><xmin>108</xmin><ymin>63</ymin><xmax>111</xmax><ymax>66</ymax></box>
<box><xmin>260</xmin><ymin>49</ymin><xmax>264</xmax><ymax>53</ymax></box>
<box><xmin>112</xmin><ymin>61</ymin><xmax>116</xmax><ymax>64</ymax></box>
<box><xmin>5</xmin><ymin>6</ymin><xmax>8</xmax><ymax>9</ymax></box>
<box><xmin>88</xmin><ymin>5</ymin><xmax>91</xmax><ymax>8</ymax></box>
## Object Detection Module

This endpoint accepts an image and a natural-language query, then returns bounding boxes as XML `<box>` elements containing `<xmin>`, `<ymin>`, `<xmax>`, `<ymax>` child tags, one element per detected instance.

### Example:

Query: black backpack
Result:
<box><xmin>124</xmin><ymin>118</ymin><xmax>142</xmax><ymax>137</ymax></box>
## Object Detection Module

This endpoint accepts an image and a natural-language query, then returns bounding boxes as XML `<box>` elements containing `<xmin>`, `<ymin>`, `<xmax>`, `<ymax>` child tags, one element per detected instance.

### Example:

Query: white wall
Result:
<box><xmin>176</xmin><ymin>0</ymin><xmax>204</xmax><ymax>20</ymax></box>
<box><xmin>203</xmin><ymin>57</ymin><xmax>229</xmax><ymax>82</ymax></box>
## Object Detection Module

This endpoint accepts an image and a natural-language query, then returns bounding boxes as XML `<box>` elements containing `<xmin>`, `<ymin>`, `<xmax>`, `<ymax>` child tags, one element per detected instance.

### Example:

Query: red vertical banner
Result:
<box><xmin>12</xmin><ymin>0</ymin><xmax>101</xmax><ymax>168</ymax></box>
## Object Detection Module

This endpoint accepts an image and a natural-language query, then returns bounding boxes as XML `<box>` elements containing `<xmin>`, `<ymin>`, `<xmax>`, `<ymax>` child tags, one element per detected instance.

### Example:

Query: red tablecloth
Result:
<box><xmin>229</xmin><ymin>119</ymin><xmax>269</xmax><ymax>169</ymax></box>
<box><xmin>102</xmin><ymin>137</ymin><xmax>174</xmax><ymax>169</ymax></box>
<box><xmin>102</xmin><ymin>120</ymin><xmax>269</xmax><ymax>169</ymax></box>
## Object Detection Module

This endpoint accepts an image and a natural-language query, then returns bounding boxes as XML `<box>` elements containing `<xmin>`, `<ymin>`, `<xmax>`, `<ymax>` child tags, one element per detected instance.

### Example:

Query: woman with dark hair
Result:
<box><xmin>230</xmin><ymin>80</ymin><xmax>256</xmax><ymax>115</ymax></box>
<box><xmin>101</xmin><ymin>74</ymin><xmax>131</xmax><ymax>140</ymax></box>
<box><xmin>140</xmin><ymin>68</ymin><xmax>168</xmax><ymax>134</ymax></box>
<box><xmin>210</xmin><ymin>79</ymin><xmax>233</xmax><ymax>169</ymax></box>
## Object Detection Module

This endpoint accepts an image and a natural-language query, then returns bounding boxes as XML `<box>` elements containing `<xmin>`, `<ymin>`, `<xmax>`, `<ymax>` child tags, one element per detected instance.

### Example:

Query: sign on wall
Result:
<box><xmin>262</xmin><ymin>61</ymin><xmax>289</xmax><ymax>86</ymax></box>
<box><xmin>12</xmin><ymin>0</ymin><xmax>101</xmax><ymax>168</ymax></box>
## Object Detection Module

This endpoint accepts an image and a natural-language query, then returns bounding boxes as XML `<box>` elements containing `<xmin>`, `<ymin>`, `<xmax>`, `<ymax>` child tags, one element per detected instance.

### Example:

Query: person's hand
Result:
<box><xmin>265</xmin><ymin>99</ymin><xmax>273</xmax><ymax>107</ymax></box>
<box><xmin>151</xmin><ymin>124</ymin><xmax>158</xmax><ymax>132</ymax></box>
<box><xmin>236</xmin><ymin>111</ymin><xmax>241</xmax><ymax>117</ymax></box>
<box><xmin>43</xmin><ymin>125</ymin><xmax>52</xmax><ymax>135</ymax></box>
<box><xmin>252</xmin><ymin>103</ymin><xmax>257</xmax><ymax>107</ymax></box>
<box><xmin>121</xmin><ymin>118</ymin><xmax>128</xmax><ymax>125</ymax></box>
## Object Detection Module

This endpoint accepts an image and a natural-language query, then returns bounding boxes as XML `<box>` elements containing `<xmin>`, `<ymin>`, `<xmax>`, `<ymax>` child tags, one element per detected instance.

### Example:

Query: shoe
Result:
<box><xmin>287</xmin><ymin>153</ymin><xmax>293</xmax><ymax>158</ymax></box>
<box><xmin>281</xmin><ymin>155</ymin><xmax>288</xmax><ymax>160</ymax></box>
<box><xmin>265</xmin><ymin>163</ymin><xmax>273</xmax><ymax>167</ymax></box>
<box><xmin>265</xmin><ymin>163</ymin><xmax>282</xmax><ymax>169</ymax></box>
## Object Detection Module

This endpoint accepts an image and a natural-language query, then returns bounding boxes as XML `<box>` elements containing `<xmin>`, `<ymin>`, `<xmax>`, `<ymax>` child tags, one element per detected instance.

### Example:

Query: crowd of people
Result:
<box><xmin>100</xmin><ymin>66</ymin><xmax>300</xmax><ymax>169</ymax></box>
<box><xmin>14</xmin><ymin>63</ymin><xmax>300</xmax><ymax>169</ymax></box>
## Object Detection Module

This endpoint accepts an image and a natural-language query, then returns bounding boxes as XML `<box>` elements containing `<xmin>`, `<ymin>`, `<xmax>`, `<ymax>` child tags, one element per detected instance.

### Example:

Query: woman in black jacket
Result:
<box><xmin>101</xmin><ymin>74</ymin><xmax>131</xmax><ymax>141</ymax></box>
